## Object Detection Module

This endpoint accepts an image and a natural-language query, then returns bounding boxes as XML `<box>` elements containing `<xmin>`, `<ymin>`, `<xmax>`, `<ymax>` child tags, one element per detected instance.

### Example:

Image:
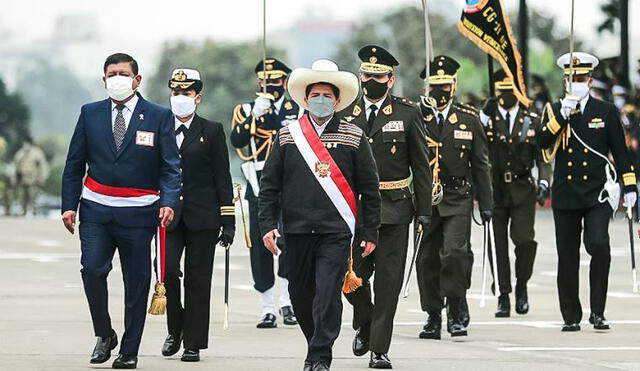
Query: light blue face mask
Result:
<box><xmin>308</xmin><ymin>96</ymin><xmax>336</xmax><ymax>119</ymax></box>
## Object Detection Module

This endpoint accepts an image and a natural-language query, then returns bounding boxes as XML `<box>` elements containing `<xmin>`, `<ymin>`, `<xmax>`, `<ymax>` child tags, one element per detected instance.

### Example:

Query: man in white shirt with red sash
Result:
<box><xmin>259</xmin><ymin>60</ymin><xmax>381</xmax><ymax>371</ymax></box>
<box><xmin>61</xmin><ymin>53</ymin><xmax>181</xmax><ymax>369</ymax></box>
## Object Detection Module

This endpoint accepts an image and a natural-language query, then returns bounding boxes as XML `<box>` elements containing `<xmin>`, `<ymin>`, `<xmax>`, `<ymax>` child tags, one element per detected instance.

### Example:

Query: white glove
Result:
<box><xmin>252</xmin><ymin>96</ymin><xmax>272</xmax><ymax>117</ymax></box>
<box><xmin>623</xmin><ymin>191</ymin><xmax>637</xmax><ymax>209</ymax></box>
<box><xmin>560</xmin><ymin>97</ymin><xmax>579</xmax><ymax>119</ymax></box>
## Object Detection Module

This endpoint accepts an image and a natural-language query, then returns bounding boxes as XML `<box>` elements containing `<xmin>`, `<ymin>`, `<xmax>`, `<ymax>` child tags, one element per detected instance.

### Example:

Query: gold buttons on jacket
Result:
<box><xmin>584</xmin><ymin>148</ymin><xmax>589</xmax><ymax>153</ymax></box>
<box><xmin>568</xmin><ymin>161</ymin><xmax>573</xmax><ymax>167</ymax></box>
<box><xmin>582</xmin><ymin>161</ymin><xmax>588</xmax><ymax>167</ymax></box>
<box><xmin>567</xmin><ymin>175</ymin><xmax>572</xmax><ymax>180</ymax></box>
<box><xmin>369</xmin><ymin>138</ymin><xmax>374</xmax><ymax>143</ymax></box>
<box><xmin>583</xmin><ymin>175</ymin><xmax>588</xmax><ymax>180</ymax></box>
<box><xmin>180</xmin><ymin>195</ymin><xmax>184</xmax><ymax>200</ymax></box>
<box><xmin>568</xmin><ymin>148</ymin><xmax>573</xmax><ymax>153</ymax></box>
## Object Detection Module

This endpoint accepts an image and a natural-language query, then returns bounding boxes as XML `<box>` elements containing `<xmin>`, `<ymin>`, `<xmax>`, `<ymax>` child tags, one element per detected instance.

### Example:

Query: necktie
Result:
<box><xmin>437</xmin><ymin>113</ymin><xmax>444</xmax><ymax>134</ymax></box>
<box><xmin>175</xmin><ymin>124</ymin><xmax>187</xmax><ymax>136</ymax></box>
<box><xmin>113</xmin><ymin>104</ymin><xmax>126</xmax><ymax>150</ymax></box>
<box><xmin>506</xmin><ymin>112</ymin><xmax>512</xmax><ymax>135</ymax></box>
<box><xmin>368</xmin><ymin>105</ymin><xmax>378</xmax><ymax>131</ymax></box>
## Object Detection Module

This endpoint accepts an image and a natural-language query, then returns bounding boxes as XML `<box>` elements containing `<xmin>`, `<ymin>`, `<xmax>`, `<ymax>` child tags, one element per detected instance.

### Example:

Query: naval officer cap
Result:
<box><xmin>358</xmin><ymin>45</ymin><xmax>399</xmax><ymax>75</ymax></box>
<box><xmin>556</xmin><ymin>52</ymin><xmax>599</xmax><ymax>75</ymax></box>
<box><xmin>420</xmin><ymin>55</ymin><xmax>460</xmax><ymax>85</ymax></box>
<box><xmin>254</xmin><ymin>58</ymin><xmax>292</xmax><ymax>80</ymax></box>
<box><xmin>168</xmin><ymin>68</ymin><xmax>203</xmax><ymax>93</ymax></box>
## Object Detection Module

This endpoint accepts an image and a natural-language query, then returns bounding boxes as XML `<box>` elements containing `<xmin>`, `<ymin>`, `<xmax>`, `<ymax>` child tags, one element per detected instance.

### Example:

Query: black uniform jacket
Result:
<box><xmin>485</xmin><ymin>106</ymin><xmax>551</xmax><ymax>208</ymax></box>
<box><xmin>259</xmin><ymin>115</ymin><xmax>382</xmax><ymax>244</ymax></box>
<box><xmin>169</xmin><ymin>115</ymin><xmax>235</xmax><ymax>231</ymax></box>
<box><xmin>537</xmin><ymin>96</ymin><xmax>636</xmax><ymax>210</ymax></box>
<box><xmin>341</xmin><ymin>95</ymin><xmax>432</xmax><ymax>224</ymax></box>
<box><xmin>419</xmin><ymin>101</ymin><xmax>493</xmax><ymax>217</ymax></box>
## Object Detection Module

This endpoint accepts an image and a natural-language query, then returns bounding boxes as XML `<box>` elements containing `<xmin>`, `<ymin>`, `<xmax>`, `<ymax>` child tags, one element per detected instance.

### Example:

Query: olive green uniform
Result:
<box><xmin>341</xmin><ymin>95</ymin><xmax>432</xmax><ymax>353</ymax></box>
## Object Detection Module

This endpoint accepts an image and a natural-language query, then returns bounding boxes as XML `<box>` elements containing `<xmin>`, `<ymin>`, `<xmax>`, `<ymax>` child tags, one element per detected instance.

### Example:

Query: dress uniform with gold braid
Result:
<box><xmin>230</xmin><ymin>58</ymin><xmax>303</xmax><ymax>328</ymax></box>
<box><xmin>479</xmin><ymin>69</ymin><xmax>552</xmax><ymax>318</ymax></box>
<box><xmin>415</xmin><ymin>56</ymin><xmax>493</xmax><ymax>340</ymax></box>
<box><xmin>340</xmin><ymin>45</ymin><xmax>432</xmax><ymax>368</ymax></box>
<box><xmin>162</xmin><ymin>69</ymin><xmax>235</xmax><ymax>361</ymax></box>
<box><xmin>537</xmin><ymin>52</ymin><xmax>637</xmax><ymax>332</ymax></box>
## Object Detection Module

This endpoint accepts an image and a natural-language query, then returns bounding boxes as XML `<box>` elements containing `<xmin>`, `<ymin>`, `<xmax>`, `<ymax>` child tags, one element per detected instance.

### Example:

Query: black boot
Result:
<box><xmin>495</xmin><ymin>294</ymin><xmax>511</xmax><ymax>318</ymax></box>
<box><xmin>515</xmin><ymin>284</ymin><xmax>529</xmax><ymax>315</ymax></box>
<box><xmin>446</xmin><ymin>297</ymin><xmax>467</xmax><ymax>337</ymax></box>
<box><xmin>419</xmin><ymin>313</ymin><xmax>441</xmax><ymax>340</ymax></box>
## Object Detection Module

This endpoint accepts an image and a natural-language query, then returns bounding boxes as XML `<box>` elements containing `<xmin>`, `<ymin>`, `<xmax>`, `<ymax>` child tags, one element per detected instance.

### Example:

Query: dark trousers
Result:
<box><xmin>416</xmin><ymin>209</ymin><xmax>471</xmax><ymax>314</ymax></box>
<box><xmin>248</xmin><ymin>197</ymin><xmax>286</xmax><ymax>292</ymax></box>
<box><xmin>553</xmin><ymin>204</ymin><xmax>612</xmax><ymax>323</ymax></box>
<box><xmin>79</xmin><ymin>222</ymin><xmax>155</xmax><ymax>356</ymax></box>
<box><xmin>284</xmin><ymin>232</ymin><xmax>350</xmax><ymax>367</ymax></box>
<box><xmin>165</xmin><ymin>219</ymin><xmax>218</xmax><ymax>349</ymax></box>
<box><xmin>492</xmin><ymin>202</ymin><xmax>537</xmax><ymax>294</ymax></box>
<box><xmin>344</xmin><ymin>224</ymin><xmax>409</xmax><ymax>353</ymax></box>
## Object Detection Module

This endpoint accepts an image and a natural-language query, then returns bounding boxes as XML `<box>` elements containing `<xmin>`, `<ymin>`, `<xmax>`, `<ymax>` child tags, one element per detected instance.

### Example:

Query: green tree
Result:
<box><xmin>0</xmin><ymin>78</ymin><xmax>31</xmax><ymax>159</ymax></box>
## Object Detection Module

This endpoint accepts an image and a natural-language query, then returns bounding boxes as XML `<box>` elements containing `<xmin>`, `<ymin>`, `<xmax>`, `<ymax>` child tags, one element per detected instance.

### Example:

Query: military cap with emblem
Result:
<box><xmin>493</xmin><ymin>69</ymin><xmax>515</xmax><ymax>91</ymax></box>
<box><xmin>420</xmin><ymin>55</ymin><xmax>461</xmax><ymax>85</ymax></box>
<box><xmin>169</xmin><ymin>68</ymin><xmax>203</xmax><ymax>93</ymax></box>
<box><xmin>358</xmin><ymin>45</ymin><xmax>399</xmax><ymax>75</ymax></box>
<box><xmin>254</xmin><ymin>57</ymin><xmax>292</xmax><ymax>80</ymax></box>
<box><xmin>556</xmin><ymin>52</ymin><xmax>599</xmax><ymax>75</ymax></box>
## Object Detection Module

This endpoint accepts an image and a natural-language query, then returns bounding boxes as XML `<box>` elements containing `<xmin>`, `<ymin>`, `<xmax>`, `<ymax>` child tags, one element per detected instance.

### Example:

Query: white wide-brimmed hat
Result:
<box><xmin>288</xmin><ymin>59</ymin><xmax>359</xmax><ymax>112</ymax></box>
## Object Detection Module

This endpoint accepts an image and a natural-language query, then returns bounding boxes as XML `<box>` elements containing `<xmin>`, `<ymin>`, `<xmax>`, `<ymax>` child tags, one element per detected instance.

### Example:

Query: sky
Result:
<box><xmin>2</xmin><ymin>0</ymin><xmax>639</xmax><ymax>46</ymax></box>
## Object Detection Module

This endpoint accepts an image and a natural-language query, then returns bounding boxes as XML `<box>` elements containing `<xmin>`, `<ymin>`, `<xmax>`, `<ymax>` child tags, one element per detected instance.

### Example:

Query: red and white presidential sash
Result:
<box><xmin>288</xmin><ymin>115</ymin><xmax>357</xmax><ymax>235</ymax></box>
<box><xmin>81</xmin><ymin>176</ymin><xmax>160</xmax><ymax>207</ymax></box>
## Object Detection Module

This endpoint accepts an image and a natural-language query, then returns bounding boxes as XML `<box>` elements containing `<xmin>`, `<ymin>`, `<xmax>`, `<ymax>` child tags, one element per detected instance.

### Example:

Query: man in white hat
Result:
<box><xmin>537</xmin><ymin>52</ymin><xmax>637</xmax><ymax>332</ymax></box>
<box><xmin>259</xmin><ymin>59</ymin><xmax>381</xmax><ymax>371</ymax></box>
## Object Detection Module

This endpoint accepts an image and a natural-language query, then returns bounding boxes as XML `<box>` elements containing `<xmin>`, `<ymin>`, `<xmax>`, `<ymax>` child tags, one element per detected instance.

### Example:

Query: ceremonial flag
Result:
<box><xmin>457</xmin><ymin>0</ymin><xmax>531</xmax><ymax>106</ymax></box>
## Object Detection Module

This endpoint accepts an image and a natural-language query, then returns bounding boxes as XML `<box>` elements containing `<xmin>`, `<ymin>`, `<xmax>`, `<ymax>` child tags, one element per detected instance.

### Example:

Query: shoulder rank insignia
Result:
<box><xmin>353</xmin><ymin>105</ymin><xmax>362</xmax><ymax>117</ymax></box>
<box><xmin>284</xmin><ymin>101</ymin><xmax>293</xmax><ymax>110</ymax></box>
<box><xmin>449</xmin><ymin>112</ymin><xmax>458</xmax><ymax>124</ymax></box>
<box><xmin>383</xmin><ymin>104</ymin><xmax>393</xmax><ymax>115</ymax></box>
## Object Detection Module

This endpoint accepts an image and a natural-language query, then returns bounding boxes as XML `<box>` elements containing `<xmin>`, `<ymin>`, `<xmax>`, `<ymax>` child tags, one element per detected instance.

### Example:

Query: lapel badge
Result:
<box><xmin>139</xmin><ymin>113</ymin><xmax>144</xmax><ymax>121</ymax></box>
<box><xmin>459</xmin><ymin>123</ymin><xmax>467</xmax><ymax>130</ymax></box>
<box><xmin>425</xmin><ymin>114</ymin><xmax>434</xmax><ymax>121</ymax></box>
<box><xmin>284</xmin><ymin>101</ymin><xmax>293</xmax><ymax>111</ymax></box>
<box><xmin>449</xmin><ymin>112</ymin><xmax>458</xmax><ymax>124</ymax></box>
<box><xmin>383</xmin><ymin>104</ymin><xmax>392</xmax><ymax>115</ymax></box>
<box><xmin>344</xmin><ymin>116</ymin><xmax>354</xmax><ymax>122</ymax></box>
<box><xmin>353</xmin><ymin>105</ymin><xmax>362</xmax><ymax>117</ymax></box>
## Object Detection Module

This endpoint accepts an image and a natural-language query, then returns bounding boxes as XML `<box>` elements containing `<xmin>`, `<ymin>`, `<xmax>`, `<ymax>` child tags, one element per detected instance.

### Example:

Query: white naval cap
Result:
<box><xmin>556</xmin><ymin>52</ymin><xmax>599</xmax><ymax>75</ymax></box>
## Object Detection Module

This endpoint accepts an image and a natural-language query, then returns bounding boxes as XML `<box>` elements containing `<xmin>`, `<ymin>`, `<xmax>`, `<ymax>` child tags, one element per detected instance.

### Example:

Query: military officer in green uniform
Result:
<box><xmin>537</xmin><ymin>52</ymin><xmax>637</xmax><ymax>332</ymax></box>
<box><xmin>479</xmin><ymin>69</ymin><xmax>552</xmax><ymax>318</ymax></box>
<box><xmin>341</xmin><ymin>45</ymin><xmax>432</xmax><ymax>369</ymax></box>
<box><xmin>415</xmin><ymin>55</ymin><xmax>492</xmax><ymax>339</ymax></box>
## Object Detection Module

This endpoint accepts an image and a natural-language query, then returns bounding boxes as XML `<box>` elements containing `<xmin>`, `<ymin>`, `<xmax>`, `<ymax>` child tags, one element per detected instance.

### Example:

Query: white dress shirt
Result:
<box><xmin>498</xmin><ymin>105</ymin><xmax>520</xmax><ymax>134</ymax></box>
<box><xmin>310</xmin><ymin>115</ymin><xmax>331</xmax><ymax>136</ymax></box>
<box><xmin>111</xmin><ymin>94</ymin><xmax>139</xmax><ymax>132</ymax></box>
<box><xmin>175</xmin><ymin>116</ymin><xmax>194</xmax><ymax>148</ymax></box>
<box><xmin>363</xmin><ymin>96</ymin><xmax>386</xmax><ymax>120</ymax></box>
<box><xmin>432</xmin><ymin>101</ymin><xmax>452</xmax><ymax>122</ymax></box>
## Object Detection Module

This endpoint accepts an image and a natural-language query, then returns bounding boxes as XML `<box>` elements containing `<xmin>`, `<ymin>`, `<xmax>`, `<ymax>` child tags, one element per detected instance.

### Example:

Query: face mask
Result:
<box><xmin>362</xmin><ymin>79</ymin><xmax>389</xmax><ymax>100</ymax></box>
<box><xmin>430</xmin><ymin>86</ymin><xmax>453</xmax><ymax>108</ymax></box>
<box><xmin>170</xmin><ymin>95</ymin><xmax>197</xmax><ymax>118</ymax></box>
<box><xmin>265</xmin><ymin>85</ymin><xmax>285</xmax><ymax>101</ymax></box>
<box><xmin>565</xmin><ymin>81</ymin><xmax>590</xmax><ymax>99</ymax></box>
<box><xmin>498</xmin><ymin>91</ymin><xmax>518</xmax><ymax>108</ymax></box>
<box><xmin>308</xmin><ymin>96</ymin><xmax>335</xmax><ymax>119</ymax></box>
<box><xmin>106</xmin><ymin>75</ymin><xmax>135</xmax><ymax>101</ymax></box>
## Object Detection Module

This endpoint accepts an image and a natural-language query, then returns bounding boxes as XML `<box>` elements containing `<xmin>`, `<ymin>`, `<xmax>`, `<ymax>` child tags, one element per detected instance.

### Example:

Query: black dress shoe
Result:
<box><xmin>112</xmin><ymin>354</ymin><xmax>137</xmax><ymax>369</ymax></box>
<box><xmin>312</xmin><ymin>361</ymin><xmax>330</xmax><ymax>371</ymax></box>
<box><xmin>419</xmin><ymin>313</ymin><xmax>441</xmax><ymax>340</ymax></box>
<box><xmin>257</xmin><ymin>313</ymin><xmax>277</xmax><ymax>328</ymax></box>
<box><xmin>303</xmin><ymin>360</ymin><xmax>313</xmax><ymax>371</ymax></box>
<box><xmin>161</xmin><ymin>333</ymin><xmax>182</xmax><ymax>356</ymax></box>
<box><xmin>460</xmin><ymin>297</ymin><xmax>470</xmax><ymax>327</ymax></box>
<box><xmin>589</xmin><ymin>313</ymin><xmax>610</xmax><ymax>330</ymax></box>
<box><xmin>181</xmin><ymin>349</ymin><xmax>200</xmax><ymax>362</ymax></box>
<box><xmin>495</xmin><ymin>294</ymin><xmax>511</xmax><ymax>318</ymax></box>
<box><xmin>352</xmin><ymin>326</ymin><xmax>370</xmax><ymax>356</ymax></box>
<box><xmin>446</xmin><ymin>297</ymin><xmax>468</xmax><ymax>337</ymax></box>
<box><xmin>369</xmin><ymin>352</ymin><xmax>392</xmax><ymax>369</ymax></box>
<box><xmin>280</xmin><ymin>306</ymin><xmax>298</xmax><ymax>326</ymax></box>
<box><xmin>515</xmin><ymin>285</ymin><xmax>529</xmax><ymax>315</ymax></box>
<box><xmin>561</xmin><ymin>322</ymin><xmax>581</xmax><ymax>332</ymax></box>
<box><xmin>90</xmin><ymin>331</ymin><xmax>118</xmax><ymax>364</ymax></box>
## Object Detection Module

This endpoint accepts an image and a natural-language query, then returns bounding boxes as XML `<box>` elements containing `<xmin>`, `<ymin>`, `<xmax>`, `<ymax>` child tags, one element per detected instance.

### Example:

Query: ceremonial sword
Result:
<box><xmin>627</xmin><ymin>207</ymin><xmax>638</xmax><ymax>293</ymax></box>
<box><xmin>402</xmin><ymin>223</ymin><xmax>424</xmax><ymax>298</ymax></box>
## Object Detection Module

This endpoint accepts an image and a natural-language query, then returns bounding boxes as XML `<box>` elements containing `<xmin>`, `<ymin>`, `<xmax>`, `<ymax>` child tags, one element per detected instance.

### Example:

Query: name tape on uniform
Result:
<box><xmin>454</xmin><ymin>130</ymin><xmax>473</xmax><ymax>140</ymax></box>
<box><xmin>588</xmin><ymin>119</ymin><xmax>605</xmax><ymax>129</ymax></box>
<box><xmin>382</xmin><ymin>121</ymin><xmax>404</xmax><ymax>132</ymax></box>
<box><xmin>136</xmin><ymin>131</ymin><xmax>155</xmax><ymax>146</ymax></box>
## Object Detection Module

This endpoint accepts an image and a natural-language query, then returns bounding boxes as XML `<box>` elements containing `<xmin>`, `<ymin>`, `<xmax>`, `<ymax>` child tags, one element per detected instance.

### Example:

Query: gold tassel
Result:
<box><xmin>148</xmin><ymin>282</ymin><xmax>167</xmax><ymax>315</ymax></box>
<box><xmin>342</xmin><ymin>247</ymin><xmax>363</xmax><ymax>294</ymax></box>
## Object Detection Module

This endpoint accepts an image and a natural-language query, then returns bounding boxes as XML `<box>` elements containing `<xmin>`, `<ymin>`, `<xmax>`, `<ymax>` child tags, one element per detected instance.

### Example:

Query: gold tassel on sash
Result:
<box><xmin>342</xmin><ymin>245</ymin><xmax>362</xmax><ymax>294</ymax></box>
<box><xmin>148</xmin><ymin>282</ymin><xmax>167</xmax><ymax>315</ymax></box>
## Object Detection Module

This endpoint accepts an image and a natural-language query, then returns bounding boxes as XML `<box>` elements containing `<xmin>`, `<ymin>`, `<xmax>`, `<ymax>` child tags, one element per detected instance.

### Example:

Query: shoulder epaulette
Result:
<box><xmin>454</xmin><ymin>102</ymin><xmax>479</xmax><ymax>117</ymax></box>
<box><xmin>392</xmin><ymin>95</ymin><xmax>415</xmax><ymax>107</ymax></box>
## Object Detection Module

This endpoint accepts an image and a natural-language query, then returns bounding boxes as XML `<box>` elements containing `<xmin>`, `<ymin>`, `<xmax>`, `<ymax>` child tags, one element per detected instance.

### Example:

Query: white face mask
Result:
<box><xmin>170</xmin><ymin>95</ymin><xmax>197</xmax><ymax>118</ymax></box>
<box><xmin>565</xmin><ymin>80</ymin><xmax>590</xmax><ymax>100</ymax></box>
<box><xmin>106</xmin><ymin>75</ymin><xmax>135</xmax><ymax>101</ymax></box>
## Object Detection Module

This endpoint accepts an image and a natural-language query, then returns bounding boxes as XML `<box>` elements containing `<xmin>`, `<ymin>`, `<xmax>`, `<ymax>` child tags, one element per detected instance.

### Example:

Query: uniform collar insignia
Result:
<box><xmin>425</xmin><ymin>114</ymin><xmax>434</xmax><ymax>121</ymax></box>
<box><xmin>449</xmin><ymin>112</ymin><xmax>458</xmax><ymax>124</ymax></box>
<box><xmin>284</xmin><ymin>101</ymin><xmax>293</xmax><ymax>110</ymax></box>
<box><xmin>353</xmin><ymin>105</ymin><xmax>362</xmax><ymax>117</ymax></box>
<box><xmin>383</xmin><ymin>104</ymin><xmax>392</xmax><ymax>115</ymax></box>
